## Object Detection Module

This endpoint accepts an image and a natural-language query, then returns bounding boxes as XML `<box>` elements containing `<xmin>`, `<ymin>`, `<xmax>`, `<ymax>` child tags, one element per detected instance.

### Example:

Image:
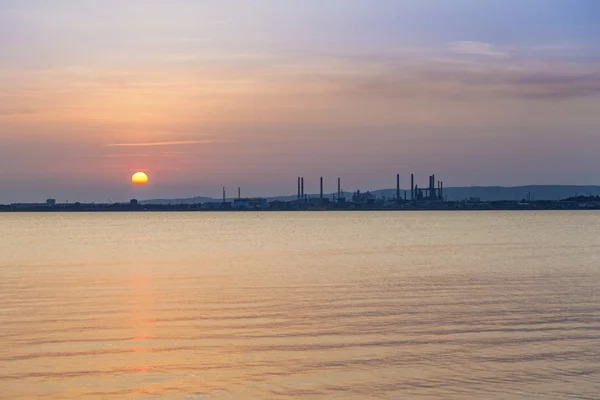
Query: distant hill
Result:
<box><xmin>141</xmin><ymin>185</ymin><xmax>600</xmax><ymax>204</ymax></box>
<box><xmin>372</xmin><ymin>185</ymin><xmax>600</xmax><ymax>202</ymax></box>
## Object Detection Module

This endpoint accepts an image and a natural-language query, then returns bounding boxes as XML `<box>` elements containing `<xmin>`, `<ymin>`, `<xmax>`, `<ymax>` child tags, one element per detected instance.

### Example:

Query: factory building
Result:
<box><xmin>10</xmin><ymin>198</ymin><xmax>56</xmax><ymax>209</ymax></box>
<box><xmin>410</xmin><ymin>174</ymin><xmax>444</xmax><ymax>202</ymax></box>
<box><xmin>352</xmin><ymin>190</ymin><xmax>376</xmax><ymax>205</ymax></box>
<box><xmin>232</xmin><ymin>198</ymin><xmax>269</xmax><ymax>209</ymax></box>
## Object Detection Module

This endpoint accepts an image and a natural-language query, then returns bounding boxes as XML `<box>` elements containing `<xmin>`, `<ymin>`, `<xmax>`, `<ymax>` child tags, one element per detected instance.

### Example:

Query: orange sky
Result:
<box><xmin>1</xmin><ymin>1</ymin><xmax>599</xmax><ymax>202</ymax></box>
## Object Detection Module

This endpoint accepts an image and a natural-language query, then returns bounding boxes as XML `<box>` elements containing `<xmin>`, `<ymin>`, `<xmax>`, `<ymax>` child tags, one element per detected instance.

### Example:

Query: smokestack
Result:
<box><xmin>441</xmin><ymin>181</ymin><xmax>444</xmax><ymax>201</ymax></box>
<box><xmin>320</xmin><ymin>177</ymin><xmax>323</xmax><ymax>199</ymax></box>
<box><xmin>301</xmin><ymin>177</ymin><xmax>304</xmax><ymax>199</ymax></box>
<box><xmin>238</xmin><ymin>187</ymin><xmax>241</xmax><ymax>199</ymax></box>
<box><xmin>396</xmin><ymin>174</ymin><xmax>400</xmax><ymax>201</ymax></box>
<box><xmin>337</xmin><ymin>177</ymin><xmax>341</xmax><ymax>200</ymax></box>
<box><xmin>297</xmin><ymin>177</ymin><xmax>301</xmax><ymax>201</ymax></box>
<box><xmin>222</xmin><ymin>187</ymin><xmax>226</xmax><ymax>203</ymax></box>
<box><xmin>411</xmin><ymin>174</ymin><xmax>414</xmax><ymax>201</ymax></box>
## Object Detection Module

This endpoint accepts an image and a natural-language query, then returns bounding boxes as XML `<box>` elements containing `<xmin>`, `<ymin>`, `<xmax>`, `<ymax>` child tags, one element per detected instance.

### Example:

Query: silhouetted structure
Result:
<box><xmin>4</xmin><ymin>175</ymin><xmax>599</xmax><ymax>213</ymax></box>
<box><xmin>320</xmin><ymin>177</ymin><xmax>323</xmax><ymax>199</ymax></box>
<box><xmin>352</xmin><ymin>190</ymin><xmax>376</xmax><ymax>205</ymax></box>
<box><xmin>410</xmin><ymin>174</ymin><xmax>444</xmax><ymax>201</ymax></box>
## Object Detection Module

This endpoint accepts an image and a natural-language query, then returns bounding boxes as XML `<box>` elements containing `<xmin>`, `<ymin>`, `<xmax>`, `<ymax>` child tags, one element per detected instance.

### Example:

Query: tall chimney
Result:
<box><xmin>337</xmin><ymin>177</ymin><xmax>341</xmax><ymax>200</ymax></box>
<box><xmin>301</xmin><ymin>177</ymin><xmax>304</xmax><ymax>199</ymax></box>
<box><xmin>238</xmin><ymin>187</ymin><xmax>241</xmax><ymax>199</ymax></box>
<box><xmin>320</xmin><ymin>177</ymin><xmax>323</xmax><ymax>199</ymax></box>
<box><xmin>396</xmin><ymin>174</ymin><xmax>400</xmax><ymax>201</ymax></box>
<box><xmin>297</xmin><ymin>177</ymin><xmax>301</xmax><ymax>200</ymax></box>
<box><xmin>411</xmin><ymin>174</ymin><xmax>414</xmax><ymax>201</ymax></box>
<box><xmin>222</xmin><ymin>187</ymin><xmax>226</xmax><ymax>203</ymax></box>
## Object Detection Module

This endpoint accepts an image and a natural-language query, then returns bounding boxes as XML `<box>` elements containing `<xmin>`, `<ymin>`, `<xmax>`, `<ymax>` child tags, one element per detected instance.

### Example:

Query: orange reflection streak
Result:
<box><xmin>126</xmin><ymin>269</ymin><xmax>156</xmax><ymax>371</ymax></box>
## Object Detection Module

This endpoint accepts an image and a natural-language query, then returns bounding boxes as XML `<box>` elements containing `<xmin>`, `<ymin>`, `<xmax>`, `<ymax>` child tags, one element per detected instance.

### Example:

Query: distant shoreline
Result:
<box><xmin>2</xmin><ymin>207</ymin><xmax>599</xmax><ymax>213</ymax></box>
<box><xmin>3</xmin><ymin>195</ymin><xmax>599</xmax><ymax>213</ymax></box>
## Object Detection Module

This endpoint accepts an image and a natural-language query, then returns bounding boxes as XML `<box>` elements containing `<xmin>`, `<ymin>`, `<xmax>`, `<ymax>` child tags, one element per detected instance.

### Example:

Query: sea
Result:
<box><xmin>1</xmin><ymin>211</ymin><xmax>599</xmax><ymax>399</ymax></box>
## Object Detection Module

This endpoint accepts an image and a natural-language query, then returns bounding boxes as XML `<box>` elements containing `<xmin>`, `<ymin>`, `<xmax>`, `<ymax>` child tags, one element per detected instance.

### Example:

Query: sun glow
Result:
<box><xmin>132</xmin><ymin>172</ymin><xmax>149</xmax><ymax>186</ymax></box>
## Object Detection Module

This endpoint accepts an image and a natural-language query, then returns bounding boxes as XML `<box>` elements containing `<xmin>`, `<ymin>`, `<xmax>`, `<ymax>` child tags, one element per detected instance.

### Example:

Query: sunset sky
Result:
<box><xmin>1</xmin><ymin>0</ymin><xmax>599</xmax><ymax>202</ymax></box>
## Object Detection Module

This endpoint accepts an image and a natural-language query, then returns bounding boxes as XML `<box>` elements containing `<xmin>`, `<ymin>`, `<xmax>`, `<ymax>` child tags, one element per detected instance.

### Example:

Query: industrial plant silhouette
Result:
<box><xmin>3</xmin><ymin>173</ymin><xmax>600</xmax><ymax>212</ymax></box>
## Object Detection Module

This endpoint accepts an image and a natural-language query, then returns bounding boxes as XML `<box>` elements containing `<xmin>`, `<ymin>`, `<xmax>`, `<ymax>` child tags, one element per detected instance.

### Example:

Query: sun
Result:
<box><xmin>132</xmin><ymin>172</ymin><xmax>149</xmax><ymax>187</ymax></box>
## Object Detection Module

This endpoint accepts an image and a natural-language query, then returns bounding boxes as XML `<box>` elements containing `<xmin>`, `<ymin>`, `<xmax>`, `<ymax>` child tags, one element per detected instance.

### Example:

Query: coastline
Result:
<box><xmin>2</xmin><ymin>205</ymin><xmax>598</xmax><ymax>213</ymax></box>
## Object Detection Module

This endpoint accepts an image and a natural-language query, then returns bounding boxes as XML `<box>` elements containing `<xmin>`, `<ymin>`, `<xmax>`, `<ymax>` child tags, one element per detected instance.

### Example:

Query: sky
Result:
<box><xmin>1</xmin><ymin>0</ymin><xmax>599</xmax><ymax>202</ymax></box>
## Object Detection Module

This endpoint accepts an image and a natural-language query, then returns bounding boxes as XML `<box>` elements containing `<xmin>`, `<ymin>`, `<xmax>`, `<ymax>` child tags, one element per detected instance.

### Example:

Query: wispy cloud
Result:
<box><xmin>103</xmin><ymin>152</ymin><xmax>187</xmax><ymax>158</ymax></box>
<box><xmin>102</xmin><ymin>140</ymin><xmax>228</xmax><ymax>147</ymax></box>
<box><xmin>261</xmin><ymin>48</ymin><xmax>600</xmax><ymax>101</ymax></box>
<box><xmin>0</xmin><ymin>107</ymin><xmax>37</xmax><ymax>116</ymax></box>
<box><xmin>449</xmin><ymin>41</ymin><xmax>510</xmax><ymax>59</ymax></box>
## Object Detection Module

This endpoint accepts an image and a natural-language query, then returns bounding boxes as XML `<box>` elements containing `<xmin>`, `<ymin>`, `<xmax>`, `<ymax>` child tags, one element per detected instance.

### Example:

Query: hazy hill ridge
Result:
<box><xmin>141</xmin><ymin>185</ymin><xmax>600</xmax><ymax>204</ymax></box>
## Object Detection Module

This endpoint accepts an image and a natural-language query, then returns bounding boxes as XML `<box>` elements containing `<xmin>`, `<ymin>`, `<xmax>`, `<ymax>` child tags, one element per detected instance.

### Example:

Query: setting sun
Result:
<box><xmin>132</xmin><ymin>172</ymin><xmax>149</xmax><ymax>187</ymax></box>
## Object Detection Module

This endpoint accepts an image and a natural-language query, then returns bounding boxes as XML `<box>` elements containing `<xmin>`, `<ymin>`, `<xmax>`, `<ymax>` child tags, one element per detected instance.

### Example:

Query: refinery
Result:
<box><xmin>2</xmin><ymin>173</ymin><xmax>599</xmax><ymax>212</ymax></box>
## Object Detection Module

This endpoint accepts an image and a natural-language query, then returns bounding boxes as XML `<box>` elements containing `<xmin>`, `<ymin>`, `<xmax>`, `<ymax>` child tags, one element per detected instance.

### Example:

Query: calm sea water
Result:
<box><xmin>1</xmin><ymin>211</ymin><xmax>599</xmax><ymax>399</ymax></box>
